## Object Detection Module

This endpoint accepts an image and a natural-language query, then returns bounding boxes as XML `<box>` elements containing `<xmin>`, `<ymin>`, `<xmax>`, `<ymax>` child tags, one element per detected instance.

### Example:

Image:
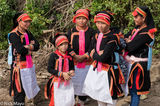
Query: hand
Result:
<box><xmin>30</xmin><ymin>40</ymin><xmax>35</xmax><ymax>44</ymax></box>
<box><xmin>68</xmin><ymin>70</ymin><xmax>75</xmax><ymax>77</ymax></box>
<box><xmin>125</xmin><ymin>55</ymin><xmax>132</xmax><ymax>63</ymax></box>
<box><xmin>24</xmin><ymin>45</ymin><xmax>29</xmax><ymax>49</ymax></box>
<box><xmin>62</xmin><ymin>72</ymin><xmax>71</xmax><ymax>81</ymax></box>
<box><xmin>125</xmin><ymin>36</ymin><xmax>131</xmax><ymax>43</ymax></box>
<box><xmin>98</xmin><ymin>50</ymin><xmax>104</xmax><ymax>55</ymax></box>
<box><xmin>125</xmin><ymin>38</ymin><xmax>131</xmax><ymax>43</ymax></box>
<box><xmin>74</xmin><ymin>55</ymin><xmax>86</xmax><ymax>62</ymax></box>
<box><xmin>80</xmin><ymin>54</ymin><xmax>87</xmax><ymax>61</ymax></box>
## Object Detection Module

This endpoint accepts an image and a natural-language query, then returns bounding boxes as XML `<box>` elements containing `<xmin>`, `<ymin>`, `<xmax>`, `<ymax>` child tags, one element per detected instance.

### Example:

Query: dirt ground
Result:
<box><xmin>0</xmin><ymin>50</ymin><xmax>160</xmax><ymax>106</ymax></box>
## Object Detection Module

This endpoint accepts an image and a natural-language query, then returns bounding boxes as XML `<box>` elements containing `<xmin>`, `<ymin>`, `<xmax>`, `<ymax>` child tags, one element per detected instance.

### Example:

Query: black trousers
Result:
<box><xmin>13</xmin><ymin>83</ymin><xmax>25</xmax><ymax>106</ymax></box>
<box><xmin>10</xmin><ymin>64</ymin><xmax>25</xmax><ymax>106</ymax></box>
<box><xmin>78</xmin><ymin>96</ymin><xmax>87</xmax><ymax>101</ymax></box>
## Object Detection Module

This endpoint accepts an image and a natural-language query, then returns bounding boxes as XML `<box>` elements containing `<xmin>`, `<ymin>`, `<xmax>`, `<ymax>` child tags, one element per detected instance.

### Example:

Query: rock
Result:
<box><xmin>0</xmin><ymin>88</ymin><xmax>12</xmax><ymax>102</ymax></box>
<box><xmin>150</xmin><ymin>63</ymin><xmax>160</xmax><ymax>83</ymax></box>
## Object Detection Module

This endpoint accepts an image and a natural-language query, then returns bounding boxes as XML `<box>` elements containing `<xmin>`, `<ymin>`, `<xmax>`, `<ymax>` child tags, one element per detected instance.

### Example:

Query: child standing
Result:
<box><xmin>67</xmin><ymin>9</ymin><xmax>95</xmax><ymax>105</ymax></box>
<box><xmin>45</xmin><ymin>33</ymin><xmax>75</xmax><ymax>106</ymax></box>
<box><xmin>83</xmin><ymin>10</ymin><xmax>125</xmax><ymax>106</ymax></box>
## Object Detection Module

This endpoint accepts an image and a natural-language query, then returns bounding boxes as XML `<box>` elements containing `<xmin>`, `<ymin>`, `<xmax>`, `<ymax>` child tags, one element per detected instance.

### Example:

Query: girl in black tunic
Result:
<box><xmin>83</xmin><ymin>10</ymin><xmax>125</xmax><ymax>106</ymax></box>
<box><xmin>45</xmin><ymin>33</ymin><xmax>75</xmax><ymax>106</ymax></box>
<box><xmin>8</xmin><ymin>12</ymin><xmax>39</xmax><ymax>105</ymax></box>
<box><xmin>124</xmin><ymin>6</ymin><xmax>157</xmax><ymax>106</ymax></box>
<box><xmin>67</xmin><ymin>9</ymin><xmax>96</xmax><ymax>105</ymax></box>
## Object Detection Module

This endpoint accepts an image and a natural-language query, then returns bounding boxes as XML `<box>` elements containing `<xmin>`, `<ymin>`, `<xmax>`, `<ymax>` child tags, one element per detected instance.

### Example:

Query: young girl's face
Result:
<box><xmin>76</xmin><ymin>16</ymin><xmax>88</xmax><ymax>27</ymax></box>
<box><xmin>57</xmin><ymin>42</ymin><xmax>68</xmax><ymax>53</ymax></box>
<box><xmin>96</xmin><ymin>21</ymin><xmax>110</xmax><ymax>33</ymax></box>
<box><xmin>19</xmin><ymin>20</ymin><xmax>31</xmax><ymax>30</ymax></box>
<box><xmin>134</xmin><ymin>15</ymin><xmax>145</xmax><ymax>26</ymax></box>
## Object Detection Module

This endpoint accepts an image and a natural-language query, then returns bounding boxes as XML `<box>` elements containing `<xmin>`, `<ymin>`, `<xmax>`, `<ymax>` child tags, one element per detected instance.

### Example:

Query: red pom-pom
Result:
<box><xmin>55</xmin><ymin>32</ymin><xmax>60</xmax><ymax>36</ymax></box>
<box><xmin>149</xmin><ymin>28</ymin><xmax>157</xmax><ymax>34</ymax></box>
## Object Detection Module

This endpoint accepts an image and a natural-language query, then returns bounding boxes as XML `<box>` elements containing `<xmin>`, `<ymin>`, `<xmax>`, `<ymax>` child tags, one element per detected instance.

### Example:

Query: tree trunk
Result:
<box><xmin>0</xmin><ymin>16</ymin><xmax>1</xmax><ymax>35</ymax></box>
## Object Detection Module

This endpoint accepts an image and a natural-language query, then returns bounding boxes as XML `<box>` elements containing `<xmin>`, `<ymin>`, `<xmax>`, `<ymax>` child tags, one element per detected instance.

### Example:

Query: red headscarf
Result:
<box><xmin>17</xmin><ymin>13</ymin><xmax>32</xmax><ymax>22</ymax></box>
<box><xmin>94</xmin><ymin>11</ymin><xmax>114</xmax><ymax>25</ymax></box>
<box><xmin>132</xmin><ymin>7</ymin><xmax>147</xmax><ymax>17</ymax></box>
<box><xmin>55</xmin><ymin>35</ymin><xmax>69</xmax><ymax>47</ymax></box>
<box><xmin>72</xmin><ymin>9</ymin><xmax>90</xmax><ymax>23</ymax></box>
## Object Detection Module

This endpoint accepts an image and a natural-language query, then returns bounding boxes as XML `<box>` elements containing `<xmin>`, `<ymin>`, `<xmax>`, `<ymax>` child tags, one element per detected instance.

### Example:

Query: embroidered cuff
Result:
<box><xmin>90</xmin><ymin>49</ymin><xmax>95</xmax><ymax>58</ymax></box>
<box><xmin>58</xmin><ymin>72</ymin><xmax>63</xmax><ymax>77</ymax></box>
<box><xmin>69</xmin><ymin>51</ymin><xmax>76</xmax><ymax>57</ymax></box>
<box><xmin>84</xmin><ymin>52</ymin><xmax>90</xmax><ymax>59</ymax></box>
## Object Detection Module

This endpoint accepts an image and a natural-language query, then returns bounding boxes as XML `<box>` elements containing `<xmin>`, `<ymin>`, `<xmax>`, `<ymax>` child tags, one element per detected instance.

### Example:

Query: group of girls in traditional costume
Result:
<box><xmin>8</xmin><ymin>6</ymin><xmax>157</xmax><ymax>106</ymax></box>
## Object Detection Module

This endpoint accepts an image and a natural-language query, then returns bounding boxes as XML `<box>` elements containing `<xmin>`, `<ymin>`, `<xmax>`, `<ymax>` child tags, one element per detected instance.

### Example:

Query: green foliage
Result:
<box><xmin>0</xmin><ymin>0</ymin><xmax>52</xmax><ymax>50</ymax></box>
<box><xmin>0</xmin><ymin>0</ymin><xmax>16</xmax><ymax>49</ymax></box>
<box><xmin>24</xmin><ymin>0</ymin><xmax>52</xmax><ymax>39</ymax></box>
